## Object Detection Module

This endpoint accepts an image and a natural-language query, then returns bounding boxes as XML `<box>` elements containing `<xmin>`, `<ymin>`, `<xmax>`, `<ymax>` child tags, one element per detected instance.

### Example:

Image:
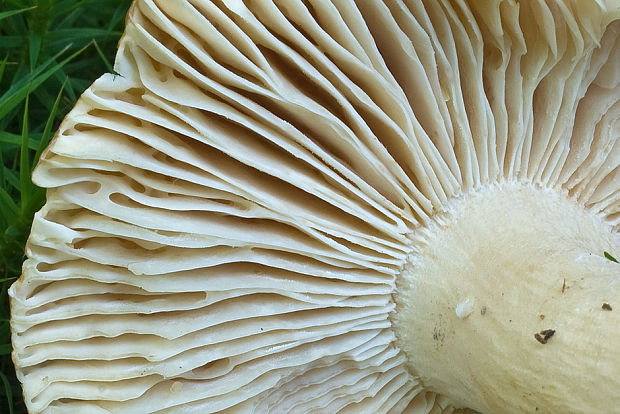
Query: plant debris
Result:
<box><xmin>534</xmin><ymin>329</ymin><xmax>555</xmax><ymax>344</ymax></box>
<box><xmin>604</xmin><ymin>251</ymin><xmax>619</xmax><ymax>263</ymax></box>
<box><xmin>602</xmin><ymin>303</ymin><xmax>613</xmax><ymax>311</ymax></box>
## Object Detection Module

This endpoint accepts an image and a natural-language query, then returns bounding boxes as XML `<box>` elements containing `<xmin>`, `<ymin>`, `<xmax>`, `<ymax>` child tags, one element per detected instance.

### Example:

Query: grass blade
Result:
<box><xmin>51</xmin><ymin>0</ymin><xmax>90</xmax><ymax>18</ymax></box>
<box><xmin>28</xmin><ymin>33</ymin><xmax>42</xmax><ymax>72</ymax></box>
<box><xmin>0</xmin><ymin>55</ymin><xmax>9</xmax><ymax>85</ymax></box>
<box><xmin>19</xmin><ymin>94</ymin><xmax>31</xmax><ymax>209</ymax></box>
<box><xmin>0</xmin><ymin>44</ymin><xmax>71</xmax><ymax>117</ymax></box>
<box><xmin>0</xmin><ymin>131</ymin><xmax>40</xmax><ymax>150</ymax></box>
<box><xmin>93</xmin><ymin>39</ymin><xmax>116</xmax><ymax>74</ymax></box>
<box><xmin>0</xmin><ymin>42</ymin><xmax>90</xmax><ymax>120</ymax></box>
<box><xmin>0</xmin><ymin>371</ymin><xmax>14</xmax><ymax>414</ymax></box>
<box><xmin>107</xmin><ymin>4</ymin><xmax>128</xmax><ymax>33</ymax></box>
<box><xmin>604</xmin><ymin>251</ymin><xmax>619</xmax><ymax>263</ymax></box>
<box><xmin>0</xmin><ymin>6</ymin><xmax>35</xmax><ymax>22</ymax></box>
<box><xmin>0</xmin><ymin>148</ymin><xmax>4</xmax><ymax>188</ymax></box>
<box><xmin>0</xmin><ymin>277</ymin><xmax>18</xmax><ymax>283</ymax></box>
<box><xmin>2</xmin><ymin>167</ymin><xmax>20</xmax><ymax>192</ymax></box>
<box><xmin>34</xmin><ymin>79</ymin><xmax>66</xmax><ymax>164</ymax></box>
<box><xmin>0</xmin><ymin>187</ymin><xmax>19</xmax><ymax>222</ymax></box>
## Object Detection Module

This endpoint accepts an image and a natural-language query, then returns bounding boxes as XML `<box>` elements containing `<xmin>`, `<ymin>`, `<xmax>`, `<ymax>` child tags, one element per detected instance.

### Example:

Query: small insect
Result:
<box><xmin>534</xmin><ymin>329</ymin><xmax>555</xmax><ymax>344</ymax></box>
<box><xmin>602</xmin><ymin>303</ymin><xmax>613</xmax><ymax>311</ymax></box>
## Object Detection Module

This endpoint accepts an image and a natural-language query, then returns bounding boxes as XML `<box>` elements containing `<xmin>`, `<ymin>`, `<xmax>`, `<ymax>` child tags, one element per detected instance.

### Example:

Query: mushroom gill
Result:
<box><xmin>9</xmin><ymin>0</ymin><xmax>620</xmax><ymax>413</ymax></box>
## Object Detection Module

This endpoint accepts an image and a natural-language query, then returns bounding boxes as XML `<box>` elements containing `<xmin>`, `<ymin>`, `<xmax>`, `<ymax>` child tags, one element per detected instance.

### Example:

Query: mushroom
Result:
<box><xmin>9</xmin><ymin>0</ymin><xmax>620</xmax><ymax>413</ymax></box>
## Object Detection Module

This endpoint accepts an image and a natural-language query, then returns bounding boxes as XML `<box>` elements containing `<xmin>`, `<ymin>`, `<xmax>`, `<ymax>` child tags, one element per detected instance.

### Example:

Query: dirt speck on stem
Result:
<box><xmin>534</xmin><ymin>329</ymin><xmax>555</xmax><ymax>344</ymax></box>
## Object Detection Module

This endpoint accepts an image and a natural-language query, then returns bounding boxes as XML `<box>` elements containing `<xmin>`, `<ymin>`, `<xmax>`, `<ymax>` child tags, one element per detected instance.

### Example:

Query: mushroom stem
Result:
<box><xmin>393</xmin><ymin>181</ymin><xmax>620</xmax><ymax>413</ymax></box>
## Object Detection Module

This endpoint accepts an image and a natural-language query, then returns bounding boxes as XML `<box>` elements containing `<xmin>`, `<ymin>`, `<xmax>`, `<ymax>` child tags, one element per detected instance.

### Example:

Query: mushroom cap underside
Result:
<box><xmin>9</xmin><ymin>0</ymin><xmax>620</xmax><ymax>413</ymax></box>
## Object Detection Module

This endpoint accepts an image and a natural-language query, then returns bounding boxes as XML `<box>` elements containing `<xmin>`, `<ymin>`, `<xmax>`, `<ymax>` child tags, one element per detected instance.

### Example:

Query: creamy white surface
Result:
<box><xmin>9</xmin><ymin>0</ymin><xmax>620</xmax><ymax>413</ymax></box>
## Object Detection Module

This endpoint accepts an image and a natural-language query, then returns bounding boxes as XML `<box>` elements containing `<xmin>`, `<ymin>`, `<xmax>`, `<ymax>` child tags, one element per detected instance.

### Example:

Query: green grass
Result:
<box><xmin>0</xmin><ymin>1</ymin><xmax>132</xmax><ymax>412</ymax></box>
<box><xmin>605</xmin><ymin>251</ymin><xmax>619</xmax><ymax>263</ymax></box>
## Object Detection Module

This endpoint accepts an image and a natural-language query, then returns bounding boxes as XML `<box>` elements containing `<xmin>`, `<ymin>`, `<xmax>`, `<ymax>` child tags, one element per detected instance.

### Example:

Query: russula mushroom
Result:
<box><xmin>9</xmin><ymin>0</ymin><xmax>620</xmax><ymax>413</ymax></box>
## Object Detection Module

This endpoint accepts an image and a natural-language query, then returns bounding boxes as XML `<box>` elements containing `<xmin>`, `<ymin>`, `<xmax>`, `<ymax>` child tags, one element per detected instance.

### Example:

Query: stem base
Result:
<box><xmin>393</xmin><ymin>182</ymin><xmax>620</xmax><ymax>413</ymax></box>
